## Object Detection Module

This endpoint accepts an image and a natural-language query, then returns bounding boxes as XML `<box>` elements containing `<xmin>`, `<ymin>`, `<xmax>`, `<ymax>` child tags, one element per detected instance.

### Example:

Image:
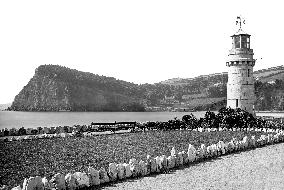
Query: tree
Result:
<box><xmin>31</xmin><ymin>129</ymin><xmax>38</xmax><ymax>135</ymax></box>
<box><xmin>204</xmin><ymin>111</ymin><xmax>217</xmax><ymax>128</ymax></box>
<box><xmin>37</xmin><ymin>127</ymin><xmax>43</xmax><ymax>134</ymax></box>
<box><xmin>18</xmin><ymin>127</ymin><xmax>27</xmax><ymax>136</ymax></box>
<box><xmin>182</xmin><ymin>114</ymin><xmax>198</xmax><ymax>130</ymax></box>
<box><xmin>3</xmin><ymin>129</ymin><xmax>9</xmax><ymax>136</ymax></box>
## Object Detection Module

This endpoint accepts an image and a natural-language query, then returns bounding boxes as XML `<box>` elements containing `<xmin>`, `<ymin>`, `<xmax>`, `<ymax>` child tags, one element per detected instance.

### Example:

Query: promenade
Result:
<box><xmin>103</xmin><ymin>143</ymin><xmax>284</xmax><ymax>190</ymax></box>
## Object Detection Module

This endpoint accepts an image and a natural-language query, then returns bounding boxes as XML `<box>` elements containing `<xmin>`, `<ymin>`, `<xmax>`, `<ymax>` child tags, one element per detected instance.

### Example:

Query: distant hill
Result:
<box><xmin>160</xmin><ymin>65</ymin><xmax>284</xmax><ymax>85</ymax></box>
<box><xmin>158</xmin><ymin>65</ymin><xmax>284</xmax><ymax>111</ymax></box>
<box><xmin>160</xmin><ymin>72</ymin><xmax>228</xmax><ymax>86</ymax></box>
<box><xmin>10</xmin><ymin>65</ymin><xmax>145</xmax><ymax>111</ymax></box>
<box><xmin>254</xmin><ymin>66</ymin><xmax>284</xmax><ymax>83</ymax></box>
<box><xmin>254</xmin><ymin>66</ymin><xmax>284</xmax><ymax>111</ymax></box>
<box><xmin>254</xmin><ymin>79</ymin><xmax>284</xmax><ymax>111</ymax></box>
<box><xmin>9</xmin><ymin>64</ymin><xmax>284</xmax><ymax>111</ymax></box>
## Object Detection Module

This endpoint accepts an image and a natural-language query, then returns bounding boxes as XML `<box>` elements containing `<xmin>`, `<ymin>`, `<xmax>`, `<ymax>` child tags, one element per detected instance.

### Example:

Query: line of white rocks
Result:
<box><xmin>0</xmin><ymin>130</ymin><xmax>131</xmax><ymax>141</ymax></box>
<box><xmin>2</xmin><ymin>127</ymin><xmax>281</xmax><ymax>142</ymax></box>
<box><xmin>5</xmin><ymin>128</ymin><xmax>284</xmax><ymax>190</ymax></box>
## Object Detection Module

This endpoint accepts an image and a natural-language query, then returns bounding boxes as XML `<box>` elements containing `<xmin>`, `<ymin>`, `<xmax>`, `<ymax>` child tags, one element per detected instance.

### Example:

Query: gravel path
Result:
<box><xmin>102</xmin><ymin>143</ymin><xmax>284</xmax><ymax>190</ymax></box>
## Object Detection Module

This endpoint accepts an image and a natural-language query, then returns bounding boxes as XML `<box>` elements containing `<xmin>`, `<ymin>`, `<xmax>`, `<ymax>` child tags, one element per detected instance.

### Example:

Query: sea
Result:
<box><xmin>0</xmin><ymin>111</ymin><xmax>283</xmax><ymax>130</ymax></box>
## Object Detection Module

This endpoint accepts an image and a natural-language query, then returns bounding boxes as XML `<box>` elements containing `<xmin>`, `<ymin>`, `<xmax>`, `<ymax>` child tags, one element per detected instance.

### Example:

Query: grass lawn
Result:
<box><xmin>0</xmin><ymin>130</ymin><xmax>269</xmax><ymax>188</ymax></box>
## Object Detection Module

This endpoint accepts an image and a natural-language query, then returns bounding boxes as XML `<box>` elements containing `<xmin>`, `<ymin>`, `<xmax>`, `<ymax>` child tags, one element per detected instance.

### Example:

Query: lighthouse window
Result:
<box><xmin>241</xmin><ymin>36</ymin><xmax>247</xmax><ymax>48</ymax></box>
<box><xmin>248</xmin><ymin>69</ymin><xmax>250</xmax><ymax>77</ymax></box>
<box><xmin>236</xmin><ymin>99</ymin><xmax>239</xmax><ymax>107</ymax></box>
<box><xmin>234</xmin><ymin>36</ymin><xmax>240</xmax><ymax>48</ymax></box>
<box><xmin>247</xmin><ymin>37</ymin><xmax>250</xmax><ymax>49</ymax></box>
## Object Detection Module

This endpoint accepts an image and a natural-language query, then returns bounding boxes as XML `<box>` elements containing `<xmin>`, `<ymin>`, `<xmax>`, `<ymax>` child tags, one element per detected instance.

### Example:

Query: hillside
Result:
<box><xmin>255</xmin><ymin>66</ymin><xmax>284</xmax><ymax>83</ymax></box>
<box><xmin>161</xmin><ymin>66</ymin><xmax>284</xmax><ymax>85</ymax></box>
<box><xmin>9</xmin><ymin>64</ymin><xmax>284</xmax><ymax>112</ymax></box>
<box><xmin>10</xmin><ymin>65</ymin><xmax>145</xmax><ymax>111</ymax></box>
<box><xmin>255</xmin><ymin>79</ymin><xmax>284</xmax><ymax>111</ymax></box>
<box><xmin>156</xmin><ymin>66</ymin><xmax>284</xmax><ymax>110</ymax></box>
<box><xmin>160</xmin><ymin>72</ymin><xmax>228</xmax><ymax>86</ymax></box>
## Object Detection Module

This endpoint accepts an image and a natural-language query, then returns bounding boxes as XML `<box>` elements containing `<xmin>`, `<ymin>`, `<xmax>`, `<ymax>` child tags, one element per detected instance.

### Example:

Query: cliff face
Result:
<box><xmin>10</xmin><ymin>65</ymin><xmax>145</xmax><ymax>111</ymax></box>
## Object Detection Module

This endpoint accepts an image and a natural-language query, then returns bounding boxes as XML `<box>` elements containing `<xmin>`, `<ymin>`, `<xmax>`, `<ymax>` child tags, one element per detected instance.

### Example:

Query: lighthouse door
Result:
<box><xmin>236</xmin><ymin>99</ymin><xmax>239</xmax><ymax>108</ymax></box>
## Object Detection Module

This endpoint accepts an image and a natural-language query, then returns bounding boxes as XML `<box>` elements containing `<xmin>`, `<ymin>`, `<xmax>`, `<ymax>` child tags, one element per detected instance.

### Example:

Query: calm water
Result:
<box><xmin>0</xmin><ymin>111</ymin><xmax>283</xmax><ymax>130</ymax></box>
<box><xmin>0</xmin><ymin>111</ymin><xmax>208</xmax><ymax>129</ymax></box>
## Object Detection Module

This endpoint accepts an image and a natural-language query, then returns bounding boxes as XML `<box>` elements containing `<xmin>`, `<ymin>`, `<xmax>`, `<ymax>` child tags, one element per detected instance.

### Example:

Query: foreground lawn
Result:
<box><xmin>0</xmin><ymin>130</ymin><xmax>269</xmax><ymax>188</ymax></box>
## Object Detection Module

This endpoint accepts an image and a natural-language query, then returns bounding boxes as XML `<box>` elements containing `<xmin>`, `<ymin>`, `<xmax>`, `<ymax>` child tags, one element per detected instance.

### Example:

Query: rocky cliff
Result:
<box><xmin>10</xmin><ymin>65</ymin><xmax>145</xmax><ymax>111</ymax></box>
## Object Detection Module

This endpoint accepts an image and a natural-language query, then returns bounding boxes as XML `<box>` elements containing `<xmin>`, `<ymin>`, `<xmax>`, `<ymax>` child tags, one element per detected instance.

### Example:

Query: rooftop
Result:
<box><xmin>231</xmin><ymin>28</ymin><xmax>250</xmax><ymax>37</ymax></box>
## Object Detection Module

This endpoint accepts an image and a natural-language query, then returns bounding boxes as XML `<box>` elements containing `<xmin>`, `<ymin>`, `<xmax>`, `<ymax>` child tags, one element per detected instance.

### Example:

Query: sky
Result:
<box><xmin>0</xmin><ymin>0</ymin><xmax>284</xmax><ymax>104</ymax></box>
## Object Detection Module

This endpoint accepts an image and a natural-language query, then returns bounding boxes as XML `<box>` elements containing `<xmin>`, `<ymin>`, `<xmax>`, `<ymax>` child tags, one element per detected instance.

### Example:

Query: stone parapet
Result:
<box><xmin>226</xmin><ymin>60</ymin><xmax>255</xmax><ymax>67</ymax></box>
<box><xmin>229</xmin><ymin>48</ymin><xmax>254</xmax><ymax>55</ymax></box>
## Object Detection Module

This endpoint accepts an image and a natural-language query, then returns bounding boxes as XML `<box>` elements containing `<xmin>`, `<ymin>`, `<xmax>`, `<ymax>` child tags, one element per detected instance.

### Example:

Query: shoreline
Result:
<box><xmin>0</xmin><ymin>111</ymin><xmax>283</xmax><ymax>131</ymax></box>
<box><xmin>256</xmin><ymin>111</ymin><xmax>284</xmax><ymax>113</ymax></box>
<box><xmin>2</xmin><ymin>110</ymin><xmax>284</xmax><ymax>112</ymax></box>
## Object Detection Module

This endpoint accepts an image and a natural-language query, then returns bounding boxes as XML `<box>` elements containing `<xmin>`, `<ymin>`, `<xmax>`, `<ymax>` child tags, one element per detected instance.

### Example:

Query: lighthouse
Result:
<box><xmin>226</xmin><ymin>17</ymin><xmax>256</xmax><ymax>114</ymax></box>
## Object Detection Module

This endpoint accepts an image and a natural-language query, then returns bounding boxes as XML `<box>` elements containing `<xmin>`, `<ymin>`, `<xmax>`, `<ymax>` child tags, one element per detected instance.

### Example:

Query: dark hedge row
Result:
<box><xmin>138</xmin><ymin>107</ymin><xmax>283</xmax><ymax>131</ymax></box>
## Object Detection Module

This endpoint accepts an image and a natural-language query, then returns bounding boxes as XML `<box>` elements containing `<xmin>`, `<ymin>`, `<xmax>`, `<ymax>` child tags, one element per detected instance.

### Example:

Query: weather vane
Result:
<box><xmin>236</xmin><ymin>16</ymin><xmax>245</xmax><ymax>30</ymax></box>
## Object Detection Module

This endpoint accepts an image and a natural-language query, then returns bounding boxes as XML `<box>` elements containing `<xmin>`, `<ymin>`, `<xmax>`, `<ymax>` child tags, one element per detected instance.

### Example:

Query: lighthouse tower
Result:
<box><xmin>226</xmin><ymin>17</ymin><xmax>256</xmax><ymax>114</ymax></box>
